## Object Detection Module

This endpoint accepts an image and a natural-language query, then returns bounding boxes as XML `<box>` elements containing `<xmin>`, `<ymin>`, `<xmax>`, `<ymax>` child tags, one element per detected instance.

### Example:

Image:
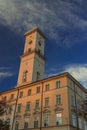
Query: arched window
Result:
<box><xmin>22</xmin><ymin>70</ymin><xmax>28</xmax><ymax>82</ymax></box>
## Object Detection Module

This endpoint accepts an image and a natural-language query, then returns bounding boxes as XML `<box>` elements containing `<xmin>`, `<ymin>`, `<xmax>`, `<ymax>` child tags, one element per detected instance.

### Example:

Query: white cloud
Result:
<box><xmin>64</xmin><ymin>64</ymin><xmax>87</xmax><ymax>88</ymax></box>
<box><xmin>0</xmin><ymin>72</ymin><xmax>13</xmax><ymax>78</ymax></box>
<box><xmin>46</xmin><ymin>64</ymin><xmax>87</xmax><ymax>88</ymax></box>
<box><xmin>0</xmin><ymin>0</ymin><xmax>87</xmax><ymax>46</ymax></box>
<box><xmin>0</xmin><ymin>67</ymin><xmax>14</xmax><ymax>81</ymax></box>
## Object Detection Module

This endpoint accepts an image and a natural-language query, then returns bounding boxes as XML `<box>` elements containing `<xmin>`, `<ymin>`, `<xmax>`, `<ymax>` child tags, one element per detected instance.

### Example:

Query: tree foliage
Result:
<box><xmin>0</xmin><ymin>100</ymin><xmax>9</xmax><ymax>130</ymax></box>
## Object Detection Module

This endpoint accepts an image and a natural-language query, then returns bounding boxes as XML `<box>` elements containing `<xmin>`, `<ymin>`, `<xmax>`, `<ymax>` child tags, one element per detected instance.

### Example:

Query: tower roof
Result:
<box><xmin>24</xmin><ymin>27</ymin><xmax>46</xmax><ymax>39</ymax></box>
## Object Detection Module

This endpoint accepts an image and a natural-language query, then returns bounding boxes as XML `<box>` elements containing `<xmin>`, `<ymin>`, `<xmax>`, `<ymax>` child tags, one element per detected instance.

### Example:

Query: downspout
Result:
<box><xmin>12</xmin><ymin>88</ymin><xmax>19</xmax><ymax>130</ymax></box>
<box><xmin>40</xmin><ymin>82</ymin><xmax>44</xmax><ymax>130</ymax></box>
<box><xmin>73</xmin><ymin>83</ymin><xmax>79</xmax><ymax>130</ymax></box>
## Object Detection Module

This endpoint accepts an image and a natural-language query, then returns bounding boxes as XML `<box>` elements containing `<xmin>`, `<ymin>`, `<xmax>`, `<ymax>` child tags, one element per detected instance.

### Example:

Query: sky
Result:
<box><xmin>0</xmin><ymin>0</ymin><xmax>87</xmax><ymax>91</ymax></box>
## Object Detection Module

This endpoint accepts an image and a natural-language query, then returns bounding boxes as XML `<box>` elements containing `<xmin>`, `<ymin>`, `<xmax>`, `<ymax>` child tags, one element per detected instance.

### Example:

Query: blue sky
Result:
<box><xmin>0</xmin><ymin>0</ymin><xmax>87</xmax><ymax>91</ymax></box>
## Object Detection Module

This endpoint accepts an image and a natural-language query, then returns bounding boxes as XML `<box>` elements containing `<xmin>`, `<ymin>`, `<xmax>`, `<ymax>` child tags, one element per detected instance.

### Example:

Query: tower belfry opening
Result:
<box><xmin>17</xmin><ymin>27</ymin><xmax>46</xmax><ymax>86</ymax></box>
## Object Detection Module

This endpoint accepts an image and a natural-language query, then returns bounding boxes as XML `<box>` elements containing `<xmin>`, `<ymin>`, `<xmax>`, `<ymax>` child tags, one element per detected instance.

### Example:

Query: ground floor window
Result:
<box><xmin>78</xmin><ymin>116</ymin><xmax>82</xmax><ymax>129</ymax></box>
<box><xmin>24</xmin><ymin>122</ymin><xmax>28</xmax><ymax>129</ymax></box>
<box><xmin>84</xmin><ymin>120</ymin><xmax>87</xmax><ymax>130</ymax></box>
<box><xmin>72</xmin><ymin>113</ymin><xmax>77</xmax><ymax>127</ymax></box>
<box><xmin>34</xmin><ymin>120</ymin><xmax>38</xmax><ymax>128</ymax></box>
<box><xmin>15</xmin><ymin>121</ymin><xmax>19</xmax><ymax>130</ymax></box>
<box><xmin>44</xmin><ymin>115</ymin><xmax>49</xmax><ymax>127</ymax></box>
<box><xmin>56</xmin><ymin>113</ymin><xmax>62</xmax><ymax>125</ymax></box>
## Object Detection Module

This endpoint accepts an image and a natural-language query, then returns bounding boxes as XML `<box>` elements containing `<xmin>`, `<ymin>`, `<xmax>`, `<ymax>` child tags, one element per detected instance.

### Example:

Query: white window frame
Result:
<box><xmin>56</xmin><ymin>113</ymin><xmax>62</xmax><ymax>126</ymax></box>
<box><xmin>17</xmin><ymin>104</ymin><xmax>21</xmax><ymax>113</ymax></box>
<box><xmin>56</xmin><ymin>95</ymin><xmax>61</xmax><ymax>105</ymax></box>
<box><xmin>35</xmin><ymin>100</ymin><xmax>40</xmax><ymax>109</ymax></box>
<box><xmin>44</xmin><ymin>98</ymin><xmax>49</xmax><ymax>107</ymax></box>
<box><xmin>24</xmin><ymin>122</ymin><xmax>28</xmax><ymax>129</ymax></box>
<box><xmin>56</xmin><ymin>81</ymin><xmax>60</xmax><ymax>89</ymax></box>
<box><xmin>26</xmin><ymin>102</ymin><xmax>30</xmax><ymax>111</ymax></box>
<box><xmin>45</xmin><ymin>84</ymin><xmax>49</xmax><ymax>91</ymax></box>
<box><xmin>44</xmin><ymin>114</ymin><xmax>49</xmax><ymax>127</ymax></box>
<box><xmin>72</xmin><ymin>113</ymin><xmax>77</xmax><ymax>127</ymax></box>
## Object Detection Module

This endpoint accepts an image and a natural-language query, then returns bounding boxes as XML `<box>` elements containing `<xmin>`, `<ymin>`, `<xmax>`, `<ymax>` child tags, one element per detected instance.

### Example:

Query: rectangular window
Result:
<box><xmin>6</xmin><ymin>118</ymin><xmax>10</xmax><ymax>124</ymax></box>
<box><xmin>24</xmin><ymin>122</ymin><xmax>28</xmax><ymax>129</ymax></box>
<box><xmin>22</xmin><ymin>71</ymin><xmax>27</xmax><ymax>82</ymax></box>
<box><xmin>56</xmin><ymin>95</ymin><xmax>61</xmax><ymax>105</ymax></box>
<box><xmin>56</xmin><ymin>81</ymin><xmax>60</xmax><ymax>89</ymax></box>
<box><xmin>45</xmin><ymin>98</ymin><xmax>49</xmax><ymax>107</ymax></box>
<box><xmin>78</xmin><ymin>117</ymin><xmax>82</xmax><ymax>129</ymax></box>
<box><xmin>37</xmin><ymin>72</ymin><xmax>40</xmax><ymax>80</ymax></box>
<box><xmin>44</xmin><ymin>115</ymin><xmax>49</xmax><ymax>127</ymax></box>
<box><xmin>8</xmin><ymin>106</ymin><xmax>12</xmax><ymax>114</ymax></box>
<box><xmin>17</xmin><ymin>104</ymin><xmax>21</xmax><ymax>113</ymax></box>
<box><xmin>34</xmin><ymin>120</ymin><xmax>38</xmax><ymax>128</ymax></box>
<box><xmin>15</xmin><ymin>122</ymin><xmax>19</xmax><ymax>130</ymax></box>
<box><xmin>35</xmin><ymin>100</ymin><xmax>40</xmax><ymax>109</ymax></box>
<box><xmin>75</xmin><ymin>85</ymin><xmax>78</xmax><ymax>93</ymax></box>
<box><xmin>69</xmin><ymin>80</ymin><xmax>74</xmax><ymax>90</ymax></box>
<box><xmin>28</xmin><ymin>48</ymin><xmax>31</xmax><ymax>53</ymax></box>
<box><xmin>3</xmin><ymin>96</ymin><xmax>6</xmax><ymax>101</ymax></box>
<box><xmin>71</xmin><ymin>96</ymin><xmax>75</xmax><ymax>106</ymax></box>
<box><xmin>86</xmin><ymin>96</ymin><xmax>87</xmax><ymax>100</ymax></box>
<box><xmin>84</xmin><ymin>120</ymin><xmax>87</xmax><ymax>130</ymax></box>
<box><xmin>56</xmin><ymin>113</ymin><xmax>62</xmax><ymax>125</ymax></box>
<box><xmin>28</xmin><ymin>89</ymin><xmax>31</xmax><ymax>96</ymax></box>
<box><xmin>26</xmin><ymin>102</ymin><xmax>30</xmax><ymax>111</ymax></box>
<box><xmin>6</xmin><ymin>118</ymin><xmax>11</xmax><ymax>126</ymax></box>
<box><xmin>45</xmin><ymin>84</ymin><xmax>49</xmax><ymax>91</ymax></box>
<box><xmin>19</xmin><ymin>91</ymin><xmax>23</xmax><ymax>98</ymax></box>
<box><xmin>36</xmin><ymin>87</ymin><xmax>40</xmax><ymax>93</ymax></box>
<box><xmin>10</xmin><ymin>94</ymin><xmax>14</xmax><ymax>100</ymax></box>
<box><xmin>77</xmin><ymin>102</ymin><xmax>80</xmax><ymax>110</ymax></box>
<box><xmin>72</xmin><ymin>113</ymin><xmax>77</xmax><ymax>127</ymax></box>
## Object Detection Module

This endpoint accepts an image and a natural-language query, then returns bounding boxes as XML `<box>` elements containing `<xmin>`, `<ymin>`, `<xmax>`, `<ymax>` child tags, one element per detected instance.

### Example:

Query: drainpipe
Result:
<box><xmin>40</xmin><ymin>82</ymin><xmax>44</xmax><ymax>130</ymax></box>
<box><xmin>12</xmin><ymin>88</ymin><xmax>19</xmax><ymax>130</ymax></box>
<box><xmin>73</xmin><ymin>83</ymin><xmax>79</xmax><ymax>130</ymax></box>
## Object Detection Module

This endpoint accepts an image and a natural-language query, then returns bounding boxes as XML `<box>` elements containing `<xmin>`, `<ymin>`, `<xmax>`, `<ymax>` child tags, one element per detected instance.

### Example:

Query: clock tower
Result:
<box><xmin>17</xmin><ymin>27</ymin><xmax>46</xmax><ymax>86</ymax></box>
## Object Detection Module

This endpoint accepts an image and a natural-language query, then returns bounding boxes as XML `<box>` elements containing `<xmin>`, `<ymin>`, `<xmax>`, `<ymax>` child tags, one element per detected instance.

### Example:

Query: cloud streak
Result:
<box><xmin>0</xmin><ymin>0</ymin><xmax>87</xmax><ymax>47</ymax></box>
<box><xmin>46</xmin><ymin>64</ymin><xmax>87</xmax><ymax>88</ymax></box>
<box><xmin>64</xmin><ymin>64</ymin><xmax>87</xmax><ymax>88</ymax></box>
<box><xmin>0</xmin><ymin>72</ymin><xmax>13</xmax><ymax>78</ymax></box>
<box><xmin>0</xmin><ymin>67</ymin><xmax>14</xmax><ymax>82</ymax></box>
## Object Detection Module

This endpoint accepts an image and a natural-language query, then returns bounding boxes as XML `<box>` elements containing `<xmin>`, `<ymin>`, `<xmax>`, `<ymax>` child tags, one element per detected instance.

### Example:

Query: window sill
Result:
<box><xmin>55</xmin><ymin>104</ymin><xmax>62</xmax><ymax>106</ymax></box>
<box><xmin>44</xmin><ymin>106</ymin><xmax>50</xmax><ymax>108</ymax></box>
<box><xmin>34</xmin><ymin>107</ymin><xmax>40</xmax><ymax>110</ymax></box>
